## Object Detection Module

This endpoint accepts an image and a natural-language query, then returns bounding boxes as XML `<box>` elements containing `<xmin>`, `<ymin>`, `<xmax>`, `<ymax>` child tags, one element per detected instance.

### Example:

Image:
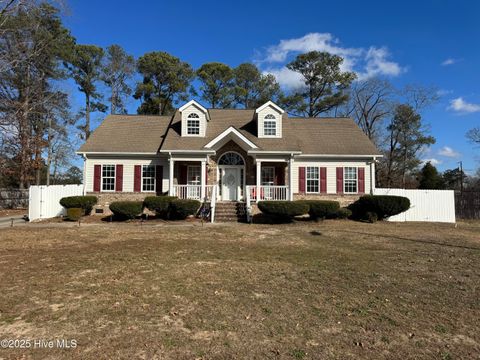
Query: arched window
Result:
<box><xmin>264</xmin><ymin>114</ymin><xmax>277</xmax><ymax>136</ymax></box>
<box><xmin>218</xmin><ymin>152</ymin><xmax>244</xmax><ymax>165</ymax></box>
<box><xmin>187</xmin><ymin>113</ymin><xmax>200</xmax><ymax>135</ymax></box>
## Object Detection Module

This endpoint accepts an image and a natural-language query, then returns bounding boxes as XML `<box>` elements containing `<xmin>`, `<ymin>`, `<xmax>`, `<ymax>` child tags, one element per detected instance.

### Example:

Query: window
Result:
<box><xmin>218</xmin><ymin>152</ymin><xmax>244</xmax><ymax>165</ymax></box>
<box><xmin>187</xmin><ymin>166</ymin><xmax>201</xmax><ymax>185</ymax></box>
<box><xmin>102</xmin><ymin>165</ymin><xmax>115</xmax><ymax>191</ymax></box>
<box><xmin>142</xmin><ymin>165</ymin><xmax>155</xmax><ymax>192</ymax></box>
<box><xmin>261</xmin><ymin>167</ymin><xmax>275</xmax><ymax>185</ymax></box>
<box><xmin>344</xmin><ymin>167</ymin><xmax>358</xmax><ymax>193</ymax></box>
<box><xmin>264</xmin><ymin>114</ymin><xmax>277</xmax><ymax>136</ymax></box>
<box><xmin>306</xmin><ymin>167</ymin><xmax>319</xmax><ymax>193</ymax></box>
<box><xmin>187</xmin><ymin>113</ymin><xmax>200</xmax><ymax>135</ymax></box>
<box><xmin>187</xmin><ymin>166</ymin><xmax>201</xmax><ymax>199</ymax></box>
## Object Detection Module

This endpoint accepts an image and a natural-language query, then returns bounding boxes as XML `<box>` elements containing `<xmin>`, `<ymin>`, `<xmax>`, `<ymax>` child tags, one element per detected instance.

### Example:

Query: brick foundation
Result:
<box><xmin>293</xmin><ymin>193</ymin><xmax>360</xmax><ymax>207</ymax></box>
<box><xmin>87</xmin><ymin>192</ymin><xmax>151</xmax><ymax>216</ymax></box>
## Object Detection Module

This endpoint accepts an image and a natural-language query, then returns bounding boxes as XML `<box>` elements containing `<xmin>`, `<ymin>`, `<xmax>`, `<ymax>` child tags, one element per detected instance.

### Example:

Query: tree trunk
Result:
<box><xmin>46</xmin><ymin>117</ymin><xmax>52</xmax><ymax>185</ymax></box>
<box><xmin>85</xmin><ymin>94</ymin><xmax>91</xmax><ymax>139</ymax></box>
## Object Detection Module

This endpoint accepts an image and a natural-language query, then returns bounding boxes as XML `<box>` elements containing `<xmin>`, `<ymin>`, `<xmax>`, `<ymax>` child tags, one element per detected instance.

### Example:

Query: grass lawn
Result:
<box><xmin>0</xmin><ymin>220</ymin><xmax>479</xmax><ymax>359</ymax></box>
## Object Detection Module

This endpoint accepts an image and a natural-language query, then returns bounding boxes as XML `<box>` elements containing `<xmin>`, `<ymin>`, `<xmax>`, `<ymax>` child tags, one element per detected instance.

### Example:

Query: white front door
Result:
<box><xmin>221</xmin><ymin>167</ymin><xmax>239</xmax><ymax>201</ymax></box>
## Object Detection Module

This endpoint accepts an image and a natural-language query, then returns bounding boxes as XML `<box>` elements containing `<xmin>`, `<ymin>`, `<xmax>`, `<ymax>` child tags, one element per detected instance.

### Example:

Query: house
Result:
<box><xmin>77</xmin><ymin>100</ymin><xmax>382</xmax><ymax>220</ymax></box>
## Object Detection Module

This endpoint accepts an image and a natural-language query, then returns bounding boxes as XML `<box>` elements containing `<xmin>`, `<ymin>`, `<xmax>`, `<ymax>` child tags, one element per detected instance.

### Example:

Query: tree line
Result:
<box><xmin>0</xmin><ymin>0</ymin><xmax>478</xmax><ymax>190</ymax></box>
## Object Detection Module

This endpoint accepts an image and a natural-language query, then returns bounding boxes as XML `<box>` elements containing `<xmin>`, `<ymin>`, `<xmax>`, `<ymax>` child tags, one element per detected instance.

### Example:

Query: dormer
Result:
<box><xmin>255</xmin><ymin>101</ymin><xmax>284</xmax><ymax>138</ymax></box>
<box><xmin>179</xmin><ymin>100</ymin><xmax>209</xmax><ymax>137</ymax></box>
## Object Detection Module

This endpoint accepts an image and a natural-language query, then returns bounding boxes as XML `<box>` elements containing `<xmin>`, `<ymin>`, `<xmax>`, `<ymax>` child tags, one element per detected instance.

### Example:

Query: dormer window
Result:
<box><xmin>187</xmin><ymin>113</ymin><xmax>200</xmax><ymax>135</ymax></box>
<box><xmin>263</xmin><ymin>114</ymin><xmax>277</xmax><ymax>136</ymax></box>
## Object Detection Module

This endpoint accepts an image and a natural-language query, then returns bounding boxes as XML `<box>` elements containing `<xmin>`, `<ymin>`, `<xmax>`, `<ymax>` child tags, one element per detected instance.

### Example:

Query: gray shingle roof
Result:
<box><xmin>78</xmin><ymin>109</ymin><xmax>381</xmax><ymax>156</ymax></box>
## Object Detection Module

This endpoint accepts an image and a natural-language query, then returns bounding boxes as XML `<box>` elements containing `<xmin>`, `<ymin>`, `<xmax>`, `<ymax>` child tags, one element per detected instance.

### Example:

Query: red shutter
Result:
<box><xmin>134</xmin><ymin>165</ymin><xmax>141</xmax><ymax>192</ymax></box>
<box><xmin>358</xmin><ymin>167</ymin><xmax>365</xmax><ymax>193</ymax></box>
<box><xmin>298</xmin><ymin>167</ymin><xmax>305</xmax><ymax>193</ymax></box>
<box><xmin>93</xmin><ymin>165</ymin><xmax>101</xmax><ymax>192</ymax></box>
<box><xmin>156</xmin><ymin>165</ymin><xmax>163</xmax><ymax>195</ymax></box>
<box><xmin>320</xmin><ymin>167</ymin><xmax>327</xmax><ymax>193</ymax></box>
<box><xmin>336</xmin><ymin>167</ymin><xmax>343</xmax><ymax>194</ymax></box>
<box><xmin>115</xmin><ymin>165</ymin><xmax>123</xmax><ymax>192</ymax></box>
<box><xmin>180</xmin><ymin>165</ymin><xmax>188</xmax><ymax>184</ymax></box>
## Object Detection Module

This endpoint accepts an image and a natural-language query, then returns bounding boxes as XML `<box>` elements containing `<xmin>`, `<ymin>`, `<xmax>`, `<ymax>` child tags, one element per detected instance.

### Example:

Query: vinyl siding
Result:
<box><xmin>84</xmin><ymin>156</ymin><xmax>169</xmax><ymax>193</ymax></box>
<box><xmin>291</xmin><ymin>159</ymin><xmax>374</xmax><ymax>194</ymax></box>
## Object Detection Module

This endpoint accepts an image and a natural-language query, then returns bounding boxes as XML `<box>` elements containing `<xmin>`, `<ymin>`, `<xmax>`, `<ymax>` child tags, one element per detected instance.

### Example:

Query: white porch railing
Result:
<box><xmin>210</xmin><ymin>185</ymin><xmax>217</xmax><ymax>223</ymax></box>
<box><xmin>247</xmin><ymin>185</ymin><xmax>289</xmax><ymax>202</ymax></box>
<box><xmin>172</xmin><ymin>185</ymin><xmax>215</xmax><ymax>201</ymax></box>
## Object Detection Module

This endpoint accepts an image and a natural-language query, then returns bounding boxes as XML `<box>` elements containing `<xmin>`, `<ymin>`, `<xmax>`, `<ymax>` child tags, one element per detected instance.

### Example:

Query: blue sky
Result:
<box><xmin>64</xmin><ymin>0</ymin><xmax>480</xmax><ymax>173</ymax></box>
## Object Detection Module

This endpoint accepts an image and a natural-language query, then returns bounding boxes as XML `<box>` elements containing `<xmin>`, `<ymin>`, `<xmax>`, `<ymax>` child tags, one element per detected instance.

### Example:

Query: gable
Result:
<box><xmin>180</xmin><ymin>101</ymin><xmax>208</xmax><ymax>137</ymax></box>
<box><xmin>204</xmin><ymin>126</ymin><xmax>258</xmax><ymax>151</ymax></box>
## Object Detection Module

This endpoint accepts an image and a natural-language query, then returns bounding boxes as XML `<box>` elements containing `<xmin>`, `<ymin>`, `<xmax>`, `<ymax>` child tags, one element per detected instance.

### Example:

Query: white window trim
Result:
<box><xmin>261</xmin><ymin>166</ymin><xmax>275</xmax><ymax>185</ymax></box>
<box><xmin>305</xmin><ymin>166</ymin><xmax>320</xmax><ymax>194</ymax></box>
<box><xmin>263</xmin><ymin>119</ymin><xmax>277</xmax><ymax>137</ymax></box>
<box><xmin>187</xmin><ymin>165</ymin><xmax>201</xmax><ymax>185</ymax></box>
<box><xmin>141</xmin><ymin>165</ymin><xmax>156</xmax><ymax>193</ymax></box>
<box><xmin>101</xmin><ymin>164</ymin><xmax>116</xmax><ymax>192</ymax></box>
<box><xmin>186</xmin><ymin>113</ymin><xmax>201</xmax><ymax>136</ymax></box>
<box><xmin>344</xmin><ymin>167</ymin><xmax>358</xmax><ymax>194</ymax></box>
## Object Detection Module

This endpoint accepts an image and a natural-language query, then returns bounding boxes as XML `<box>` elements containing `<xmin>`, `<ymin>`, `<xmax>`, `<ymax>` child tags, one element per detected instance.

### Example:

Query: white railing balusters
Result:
<box><xmin>172</xmin><ymin>185</ymin><xmax>215</xmax><ymax>201</ymax></box>
<box><xmin>246</xmin><ymin>185</ymin><xmax>289</xmax><ymax>203</ymax></box>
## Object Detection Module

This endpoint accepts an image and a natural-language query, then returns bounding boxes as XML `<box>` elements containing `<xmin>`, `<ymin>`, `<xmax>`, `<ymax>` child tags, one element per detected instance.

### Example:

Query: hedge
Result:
<box><xmin>66</xmin><ymin>208</ymin><xmax>83</xmax><ymax>221</ymax></box>
<box><xmin>143</xmin><ymin>196</ymin><xmax>176</xmax><ymax>219</ymax></box>
<box><xmin>349</xmin><ymin>195</ymin><xmax>410</xmax><ymax>220</ymax></box>
<box><xmin>109</xmin><ymin>201</ymin><xmax>143</xmax><ymax>220</ymax></box>
<box><xmin>336</xmin><ymin>207</ymin><xmax>352</xmax><ymax>219</ymax></box>
<box><xmin>59</xmin><ymin>196</ymin><xmax>97</xmax><ymax>215</ymax></box>
<box><xmin>298</xmin><ymin>200</ymin><xmax>340</xmax><ymax>220</ymax></box>
<box><xmin>169</xmin><ymin>199</ymin><xmax>201</xmax><ymax>219</ymax></box>
<box><xmin>257</xmin><ymin>201</ymin><xmax>309</xmax><ymax>221</ymax></box>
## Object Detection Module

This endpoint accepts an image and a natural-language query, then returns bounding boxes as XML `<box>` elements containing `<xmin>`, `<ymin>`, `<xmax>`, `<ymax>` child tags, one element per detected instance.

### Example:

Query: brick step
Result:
<box><xmin>213</xmin><ymin>202</ymin><xmax>247</xmax><ymax>222</ymax></box>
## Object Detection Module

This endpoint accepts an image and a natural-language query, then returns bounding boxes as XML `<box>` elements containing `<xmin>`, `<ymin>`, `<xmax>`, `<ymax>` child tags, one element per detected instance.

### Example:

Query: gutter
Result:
<box><xmin>296</xmin><ymin>154</ymin><xmax>383</xmax><ymax>158</ymax></box>
<box><xmin>76</xmin><ymin>151</ymin><xmax>159</xmax><ymax>156</ymax></box>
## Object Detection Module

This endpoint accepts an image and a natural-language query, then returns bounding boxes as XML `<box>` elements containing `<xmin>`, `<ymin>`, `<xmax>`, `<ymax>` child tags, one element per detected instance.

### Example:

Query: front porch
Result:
<box><xmin>168</xmin><ymin>148</ymin><xmax>292</xmax><ymax>203</ymax></box>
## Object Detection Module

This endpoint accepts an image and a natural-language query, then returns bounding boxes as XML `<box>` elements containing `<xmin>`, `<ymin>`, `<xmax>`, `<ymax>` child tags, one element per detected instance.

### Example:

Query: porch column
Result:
<box><xmin>289</xmin><ymin>156</ymin><xmax>294</xmax><ymax>200</ymax></box>
<box><xmin>370</xmin><ymin>157</ymin><xmax>376</xmax><ymax>195</ymax></box>
<box><xmin>256</xmin><ymin>160</ymin><xmax>261</xmax><ymax>191</ymax></box>
<box><xmin>200</xmin><ymin>160</ymin><xmax>206</xmax><ymax>200</ymax></box>
<box><xmin>169</xmin><ymin>157</ymin><xmax>175</xmax><ymax>196</ymax></box>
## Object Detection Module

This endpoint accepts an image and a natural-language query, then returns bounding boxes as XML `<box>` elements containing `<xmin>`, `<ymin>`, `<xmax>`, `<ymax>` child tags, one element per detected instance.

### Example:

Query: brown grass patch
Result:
<box><xmin>0</xmin><ymin>220</ymin><xmax>479</xmax><ymax>359</ymax></box>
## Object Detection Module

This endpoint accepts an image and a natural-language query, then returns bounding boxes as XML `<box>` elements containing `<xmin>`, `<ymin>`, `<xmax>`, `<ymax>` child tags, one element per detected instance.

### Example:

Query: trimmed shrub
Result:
<box><xmin>349</xmin><ymin>195</ymin><xmax>410</xmax><ymax>220</ymax></box>
<box><xmin>66</xmin><ymin>208</ymin><xmax>83</xmax><ymax>221</ymax></box>
<box><xmin>364</xmin><ymin>211</ymin><xmax>378</xmax><ymax>223</ymax></box>
<box><xmin>257</xmin><ymin>201</ymin><xmax>309</xmax><ymax>221</ymax></box>
<box><xmin>143</xmin><ymin>196</ymin><xmax>176</xmax><ymax>218</ymax></box>
<box><xmin>336</xmin><ymin>207</ymin><xmax>352</xmax><ymax>219</ymax></box>
<box><xmin>109</xmin><ymin>201</ymin><xmax>143</xmax><ymax>220</ymax></box>
<box><xmin>298</xmin><ymin>200</ymin><xmax>340</xmax><ymax>220</ymax></box>
<box><xmin>59</xmin><ymin>196</ymin><xmax>97</xmax><ymax>215</ymax></box>
<box><xmin>169</xmin><ymin>199</ymin><xmax>201</xmax><ymax>220</ymax></box>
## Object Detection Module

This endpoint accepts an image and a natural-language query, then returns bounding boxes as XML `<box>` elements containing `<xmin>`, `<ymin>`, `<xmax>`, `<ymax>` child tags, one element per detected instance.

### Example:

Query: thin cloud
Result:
<box><xmin>441</xmin><ymin>58</ymin><xmax>460</xmax><ymax>66</ymax></box>
<box><xmin>448</xmin><ymin>97</ymin><xmax>480</xmax><ymax>114</ymax></box>
<box><xmin>257</xmin><ymin>32</ymin><xmax>406</xmax><ymax>88</ymax></box>
<box><xmin>438</xmin><ymin>146</ymin><xmax>461</xmax><ymax>158</ymax></box>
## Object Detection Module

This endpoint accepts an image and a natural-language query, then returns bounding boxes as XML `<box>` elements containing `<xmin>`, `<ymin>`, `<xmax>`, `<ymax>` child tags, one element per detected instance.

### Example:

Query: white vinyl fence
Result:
<box><xmin>29</xmin><ymin>185</ymin><xmax>84</xmax><ymax>221</ymax></box>
<box><xmin>374</xmin><ymin>188</ymin><xmax>455</xmax><ymax>223</ymax></box>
